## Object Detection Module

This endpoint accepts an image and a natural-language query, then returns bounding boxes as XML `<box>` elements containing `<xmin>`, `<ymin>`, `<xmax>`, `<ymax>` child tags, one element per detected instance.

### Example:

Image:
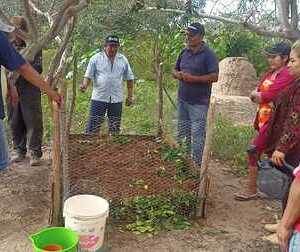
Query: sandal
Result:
<box><xmin>233</xmin><ymin>192</ymin><xmax>258</xmax><ymax>201</ymax></box>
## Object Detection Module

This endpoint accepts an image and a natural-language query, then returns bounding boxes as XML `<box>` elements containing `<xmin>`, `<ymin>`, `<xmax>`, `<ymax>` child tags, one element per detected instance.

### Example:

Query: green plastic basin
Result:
<box><xmin>30</xmin><ymin>227</ymin><xmax>79</xmax><ymax>252</ymax></box>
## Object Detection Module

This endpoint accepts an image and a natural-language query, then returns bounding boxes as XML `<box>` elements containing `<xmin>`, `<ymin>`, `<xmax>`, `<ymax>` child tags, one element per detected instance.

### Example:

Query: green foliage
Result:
<box><xmin>112</xmin><ymin>191</ymin><xmax>198</xmax><ymax>234</ymax></box>
<box><xmin>211</xmin><ymin>115</ymin><xmax>256</xmax><ymax>175</ymax></box>
<box><xmin>160</xmin><ymin>142</ymin><xmax>199</xmax><ymax>180</ymax></box>
<box><xmin>206</xmin><ymin>23</ymin><xmax>269</xmax><ymax>76</ymax></box>
<box><xmin>161</xmin><ymin>142</ymin><xmax>187</xmax><ymax>162</ymax></box>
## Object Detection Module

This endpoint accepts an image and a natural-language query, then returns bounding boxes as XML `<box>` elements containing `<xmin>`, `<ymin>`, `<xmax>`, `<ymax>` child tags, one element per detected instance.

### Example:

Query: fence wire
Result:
<box><xmin>63</xmin><ymin>112</ymin><xmax>204</xmax><ymax>221</ymax></box>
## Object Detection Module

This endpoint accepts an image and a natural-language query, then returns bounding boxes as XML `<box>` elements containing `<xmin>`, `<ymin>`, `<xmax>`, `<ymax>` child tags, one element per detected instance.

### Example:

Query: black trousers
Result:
<box><xmin>7</xmin><ymin>81</ymin><xmax>43</xmax><ymax>158</ymax></box>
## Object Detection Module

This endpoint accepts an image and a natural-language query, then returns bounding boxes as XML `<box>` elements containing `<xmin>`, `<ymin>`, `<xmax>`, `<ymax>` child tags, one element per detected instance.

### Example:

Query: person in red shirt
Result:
<box><xmin>234</xmin><ymin>42</ymin><xmax>295</xmax><ymax>200</ymax></box>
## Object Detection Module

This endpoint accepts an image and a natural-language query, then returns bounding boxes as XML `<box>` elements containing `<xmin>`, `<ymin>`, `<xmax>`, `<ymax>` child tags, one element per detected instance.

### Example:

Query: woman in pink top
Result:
<box><xmin>234</xmin><ymin>42</ymin><xmax>295</xmax><ymax>200</ymax></box>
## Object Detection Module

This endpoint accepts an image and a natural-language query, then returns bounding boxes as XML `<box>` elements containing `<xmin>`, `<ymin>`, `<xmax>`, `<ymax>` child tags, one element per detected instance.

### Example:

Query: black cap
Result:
<box><xmin>264</xmin><ymin>42</ymin><xmax>291</xmax><ymax>56</ymax></box>
<box><xmin>187</xmin><ymin>22</ymin><xmax>205</xmax><ymax>36</ymax></box>
<box><xmin>105</xmin><ymin>35</ymin><xmax>120</xmax><ymax>45</ymax></box>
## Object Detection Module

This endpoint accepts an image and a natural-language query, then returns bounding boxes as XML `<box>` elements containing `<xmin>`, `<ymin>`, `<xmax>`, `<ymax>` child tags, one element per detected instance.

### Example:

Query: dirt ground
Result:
<box><xmin>0</xmin><ymin>150</ymin><xmax>281</xmax><ymax>252</ymax></box>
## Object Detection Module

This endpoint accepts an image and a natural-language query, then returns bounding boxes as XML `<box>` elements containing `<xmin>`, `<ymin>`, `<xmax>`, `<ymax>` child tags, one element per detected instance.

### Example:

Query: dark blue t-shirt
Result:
<box><xmin>175</xmin><ymin>44</ymin><xmax>219</xmax><ymax>105</ymax></box>
<box><xmin>0</xmin><ymin>31</ymin><xmax>26</xmax><ymax>119</ymax></box>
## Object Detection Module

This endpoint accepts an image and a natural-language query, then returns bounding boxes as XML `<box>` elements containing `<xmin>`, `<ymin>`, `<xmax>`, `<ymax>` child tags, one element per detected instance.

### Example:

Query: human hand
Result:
<box><xmin>250</xmin><ymin>91</ymin><xmax>261</xmax><ymax>104</ymax></box>
<box><xmin>272</xmin><ymin>150</ymin><xmax>285</xmax><ymax>167</ymax></box>
<box><xmin>80</xmin><ymin>82</ymin><xmax>88</xmax><ymax>92</ymax></box>
<box><xmin>172</xmin><ymin>70</ymin><xmax>183</xmax><ymax>80</ymax></box>
<box><xmin>181</xmin><ymin>72</ymin><xmax>194</xmax><ymax>82</ymax></box>
<box><xmin>277</xmin><ymin>222</ymin><xmax>292</xmax><ymax>252</ymax></box>
<box><xmin>7</xmin><ymin>85</ymin><xmax>19</xmax><ymax>108</ymax></box>
<box><xmin>126</xmin><ymin>96</ymin><xmax>133</xmax><ymax>106</ymax></box>
<box><xmin>49</xmin><ymin>90</ymin><xmax>63</xmax><ymax>108</ymax></box>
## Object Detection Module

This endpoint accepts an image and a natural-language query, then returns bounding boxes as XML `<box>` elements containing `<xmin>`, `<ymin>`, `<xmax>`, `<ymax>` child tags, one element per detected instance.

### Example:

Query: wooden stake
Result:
<box><xmin>49</xmin><ymin>81</ymin><xmax>66</xmax><ymax>226</ymax></box>
<box><xmin>196</xmin><ymin>96</ymin><xmax>216</xmax><ymax>217</ymax></box>
<box><xmin>154</xmin><ymin>42</ymin><xmax>164</xmax><ymax>137</ymax></box>
<box><xmin>49</xmin><ymin>101</ymin><xmax>62</xmax><ymax>226</ymax></box>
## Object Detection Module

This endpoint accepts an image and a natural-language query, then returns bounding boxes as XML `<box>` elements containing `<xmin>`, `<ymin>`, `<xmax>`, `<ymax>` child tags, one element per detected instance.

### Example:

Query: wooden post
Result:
<box><xmin>196</xmin><ymin>96</ymin><xmax>216</xmax><ymax>218</ymax></box>
<box><xmin>49</xmin><ymin>101</ymin><xmax>63</xmax><ymax>226</ymax></box>
<box><xmin>157</xmin><ymin>62</ymin><xmax>163</xmax><ymax>136</ymax></box>
<box><xmin>49</xmin><ymin>80</ymin><xmax>66</xmax><ymax>226</ymax></box>
<box><xmin>154</xmin><ymin>42</ymin><xmax>164</xmax><ymax>137</ymax></box>
<box><xmin>67</xmin><ymin>53</ymin><xmax>78</xmax><ymax>136</ymax></box>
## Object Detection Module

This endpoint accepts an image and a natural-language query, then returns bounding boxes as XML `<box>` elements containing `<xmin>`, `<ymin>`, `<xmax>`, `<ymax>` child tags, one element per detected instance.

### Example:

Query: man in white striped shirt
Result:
<box><xmin>80</xmin><ymin>35</ymin><xmax>134</xmax><ymax>133</ymax></box>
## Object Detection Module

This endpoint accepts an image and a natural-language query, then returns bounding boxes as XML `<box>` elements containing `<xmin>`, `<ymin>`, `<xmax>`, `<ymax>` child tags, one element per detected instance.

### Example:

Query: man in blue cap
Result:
<box><xmin>173</xmin><ymin>22</ymin><xmax>219</xmax><ymax>167</ymax></box>
<box><xmin>0</xmin><ymin>19</ymin><xmax>61</xmax><ymax>170</ymax></box>
<box><xmin>80</xmin><ymin>35</ymin><xmax>134</xmax><ymax>133</ymax></box>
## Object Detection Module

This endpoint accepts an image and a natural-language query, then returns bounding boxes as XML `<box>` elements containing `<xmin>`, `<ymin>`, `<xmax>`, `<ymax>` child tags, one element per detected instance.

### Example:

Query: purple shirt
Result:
<box><xmin>175</xmin><ymin>44</ymin><xmax>219</xmax><ymax>105</ymax></box>
<box><xmin>0</xmin><ymin>31</ymin><xmax>26</xmax><ymax>119</ymax></box>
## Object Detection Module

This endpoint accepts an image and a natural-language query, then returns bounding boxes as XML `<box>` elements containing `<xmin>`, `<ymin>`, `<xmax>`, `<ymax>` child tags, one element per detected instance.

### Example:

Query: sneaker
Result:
<box><xmin>30</xmin><ymin>156</ymin><xmax>42</xmax><ymax>166</ymax></box>
<box><xmin>12</xmin><ymin>154</ymin><xmax>26</xmax><ymax>163</ymax></box>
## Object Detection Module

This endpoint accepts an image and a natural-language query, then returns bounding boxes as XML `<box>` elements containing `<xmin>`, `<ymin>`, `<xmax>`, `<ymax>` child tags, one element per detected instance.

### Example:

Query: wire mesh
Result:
<box><xmin>63</xmin><ymin>111</ymin><xmax>203</xmax><ymax>221</ymax></box>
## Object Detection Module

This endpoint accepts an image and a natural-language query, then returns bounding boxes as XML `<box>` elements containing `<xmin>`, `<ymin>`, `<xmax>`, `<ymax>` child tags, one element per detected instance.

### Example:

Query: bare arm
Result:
<box><xmin>277</xmin><ymin>179</ymin><xmax>300</xmax><ymax>251</ymax></box>
<box><xmin>126</xmin><ymin>80</ymin><xmax>134</xmax><ymax>106</ymax></box>
<box><xmin>181</xmin><ymin>72</ymin><xmax>218</xmax><ymax>84</ymax></box>
<box><xmin>80</xmin><ymin>77</ymin><xmax>92</xmax><ymax>92</ymax></box>
<box><xmin>172</xmin><ymin>69</ymin><xmax>182</xmax><ymax>80</ymax></box>
<box><xmin>17</xmin><ymin>63</ymin><xmax>61</xmax><ymax>104</ymax></box>
<box><xmin>127</xmin><ymin>80</ymin><xmax>133</xmax><ymax>98</ymax></box>
<box><xmin>83</xmin><ymin>77</ymin><xmax>91</xmax><ymax>86</ymax></box>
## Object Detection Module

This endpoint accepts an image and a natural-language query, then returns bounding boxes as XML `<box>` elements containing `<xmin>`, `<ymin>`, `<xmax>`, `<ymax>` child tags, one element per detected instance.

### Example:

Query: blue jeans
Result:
<box><xmin>0</xmin><ymin>120</ymin><xmax>9</xmax><ymax>170</ymax></box>
<box><xmin>86</xmin><ymin>100</ymin><xmax>122</xmax><ymax>134</ymax></box>
<box><xmin>289</xmin><ymin>231</ymin><xmax>300</xmax><ymax>252</ymax></box>
<box><xmin>177</xmin><ymin>99</ymin><xmax>208</xmax><ymax>166</ymax></box>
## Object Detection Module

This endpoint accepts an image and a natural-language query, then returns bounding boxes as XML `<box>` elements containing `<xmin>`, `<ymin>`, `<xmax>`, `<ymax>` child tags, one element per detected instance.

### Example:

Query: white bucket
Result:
<box><xmin>63</xmin><ymin>194</ymin><xmax>109</xmax><ymax>252</ymax></box>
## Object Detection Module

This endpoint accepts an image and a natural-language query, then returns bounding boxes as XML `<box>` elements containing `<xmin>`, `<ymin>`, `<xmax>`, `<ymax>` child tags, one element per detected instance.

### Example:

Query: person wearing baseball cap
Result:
<box><xmin>264</xmin><ymin>42</ymin><xmax>291</xmax><ymax>56</ymax></box>
<box><xmin>172</xmin><ymin>22</ymin><xmax>219</xmax><ymax>167</ymax></box>
<box><xmin>0</xmin><ymin>19</ymin><xmax>62</xmax><ymax>171</ymax></box>
<box><xmin>234</xmin><ymin>41</ymin><xmax>295</xmax><ymax>201</ymax></box>
<box><xmin>6</xmin><ymin>16</ymin><xmax>45</xmax><ymax>166</ymax></box>
<box><xmin>80</xmin><ymin>35</ymin><xmax>135</xmax><ymax>133</ymax></box>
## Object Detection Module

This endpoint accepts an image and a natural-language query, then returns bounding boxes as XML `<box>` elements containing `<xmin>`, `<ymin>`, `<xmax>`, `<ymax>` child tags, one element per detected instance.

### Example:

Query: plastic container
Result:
<box><xmin>29</xmin><ymin>227</ymin><xmax>79</xmax><ymax>252</ymax></box>
<box><xmin>63</xmin><ymin>195</ymin><xmax>109</xmax><ymax>251</ymax></box>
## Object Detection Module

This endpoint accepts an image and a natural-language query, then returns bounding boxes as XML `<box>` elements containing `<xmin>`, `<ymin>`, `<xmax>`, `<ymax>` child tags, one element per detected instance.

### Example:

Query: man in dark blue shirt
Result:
<box><xmin>173</xmin><ymin>22</ymin><xmax>219</xmax><ymax>166</ymax></box>
<box><xmin>0</xmin><ymin>20</ymin><xmax>61</xmax><ymax>170</ymax></box>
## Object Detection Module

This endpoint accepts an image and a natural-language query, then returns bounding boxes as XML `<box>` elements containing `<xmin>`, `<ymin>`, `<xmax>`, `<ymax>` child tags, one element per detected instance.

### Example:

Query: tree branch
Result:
<box><xmin>41</xmin><ymin>0</ymin><xmax>89</xmax><ymax>48</ymax></box>
<box><xmin>47</xmin><ymin>17</ymin><xmax>76</xmax><ymax>86</ymax></box>
<box><xmin>142</xmin><ymin>6</ymin><xmax>300</xmax><ymax>41</ymax></box>
<box><xmin>29</xmin><ymin>0</ymin><xmax>53</xmax><ymax>24</ymax></box>
<box><xmin>22</xmin><ymin>0</ymin><xmax>38</xmax><ymax>41</ymax></box>
<box><xmin>28</xmin><ymin>0</ymin><xmax>62</xmax><ymax>43</ymax></box>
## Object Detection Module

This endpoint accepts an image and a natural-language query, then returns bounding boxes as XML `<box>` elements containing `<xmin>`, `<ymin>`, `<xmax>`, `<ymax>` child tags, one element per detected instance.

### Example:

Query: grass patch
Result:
<box><xmin>211</xmin><ymin>115</ymin><xmax>255</xmax><ymax>175</ymax></box>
